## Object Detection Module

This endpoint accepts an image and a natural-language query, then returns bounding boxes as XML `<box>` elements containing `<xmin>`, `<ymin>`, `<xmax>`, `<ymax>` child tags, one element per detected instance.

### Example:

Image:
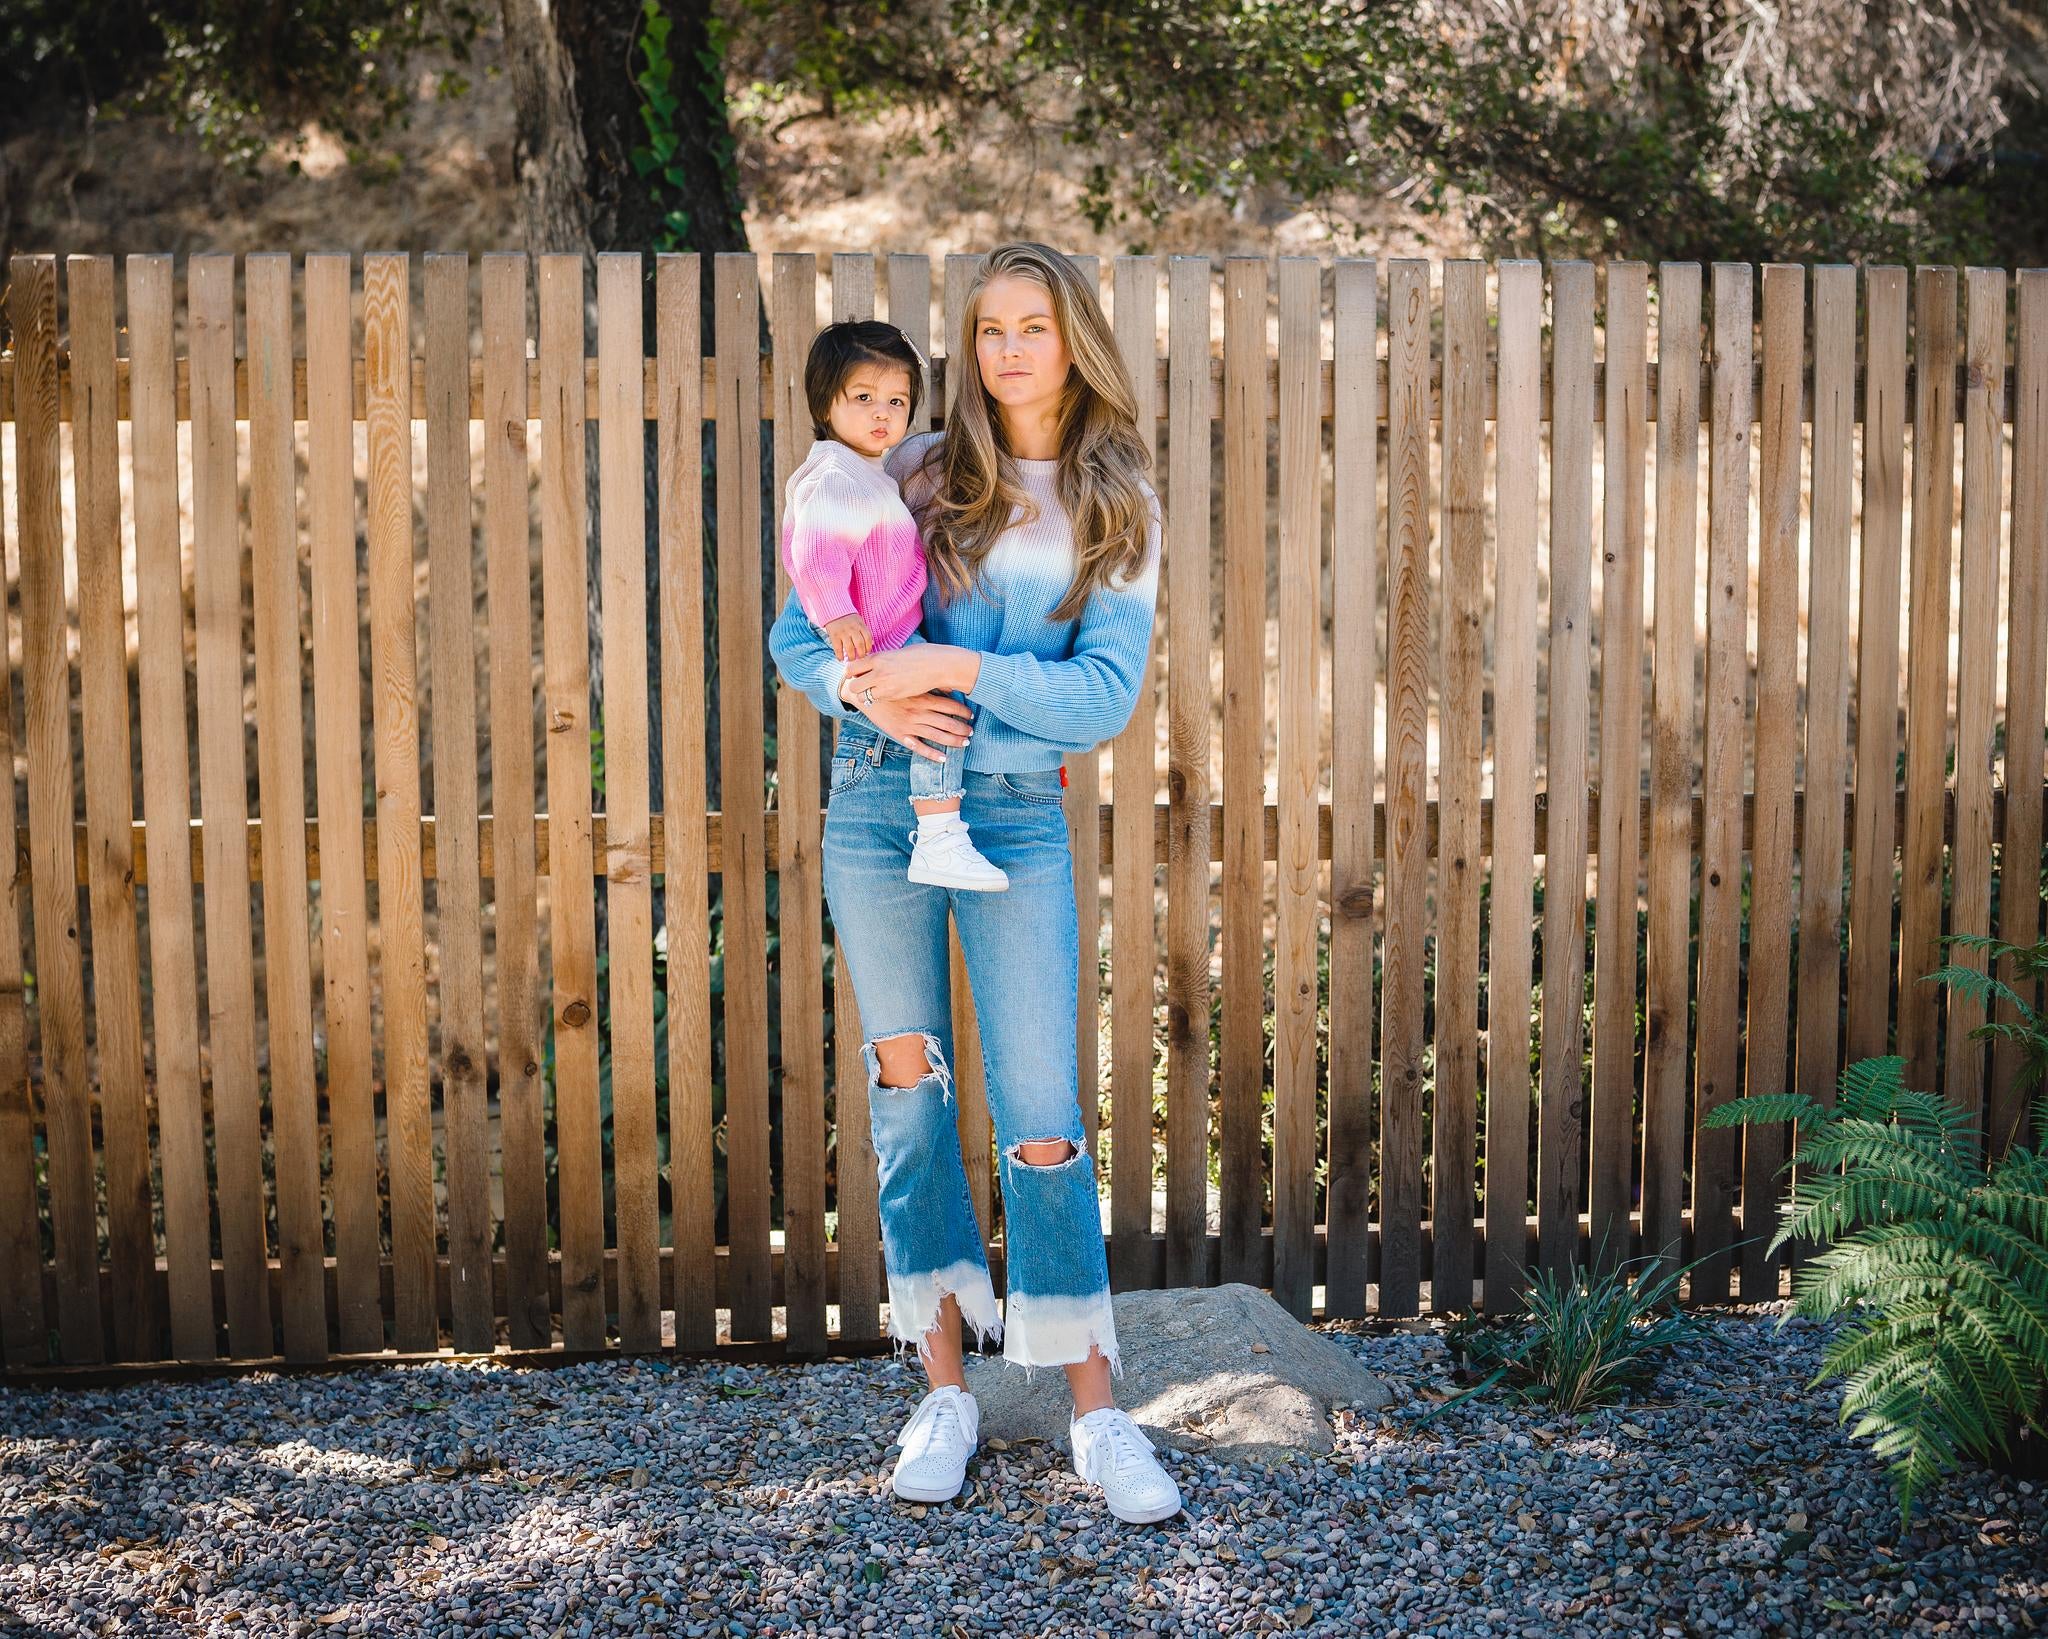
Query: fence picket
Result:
<box><xmin>308</xmin><ymin>254</ymin><xmax>381</xmax><ymax>1353</ymax></box>
<box><xmin>1796</xmin><ymin>265</ymin><xmax>1855</xmax><ymax>1125</ymax></box>
<box><xmin>364</xmin><ymin>252</ymin><xmax>437</xmax><ymax>1351</ymax></box>
<box><xmin>1641</xmin><ymin>262</ymin><xmax>1701</xmax><ymax>1285</ymax></box>
<box><xmin>658</xmin><ymin>253</ymin><xmax>718</xmax><ymax>1347</ymax></box>
<box><xmin>1898</xmin><ymin>268</ymin><xmax>1958</xmax><ymax>1098</ymax></box>
<box><xmin>248</xmin><ymin>254</ymin><xmax>326</xmax><ymax>1359</ymax></box>
<box><xmin>1532</xmin><ymin>260</ymin><xmax>1590</xmax><ymax>1301</ymax></box>
<box><xmin>1846</xmin><ymin>270</ymin><xmax>1909</xmax><ymax>1065</ymax></box>
<box><xmin>482</xmin><ymin>254</ymin><xmax>550</xmax><ymax>1349</ymax></box>
<box><xmin>538</xmin><ymin>253</ymin><xmax>606</xmax><ymax>1350</ymax></box>
<box><xmin>1741</xmin><ymin>263</ymin><xmax>1803</xmax><ymax>1302</ymax></box>
<box><xmin>1381</xmin><ymin>259</ymin><xmax>1433</xmax><ymax>1317</ymax></box>
<box><xmin>1164</xmin><ymin>255</ymin><xmax>1215</xmax><ymax>1292</ymax></box>
<box><xmin>128</xmin><ymin>254</ymin><xmax>213</xmax><ymax>1362</ymax></box>
<box><xmin>1325</xmin><ymin>257</ymin><xmax>1376</xmax><ymax>1316</ymax></box>
<box><xmin>0</xmin><ymin>287</ymin><xmax>38</xmax><ymax>1359</ymax></box>
<box><xmin>596</xmin><ymin>253</ymin><xmax>661</xmax><ymax>1351</ymax></box>
<box><xmin>1586</xmin><ymin>263</ymin><xmax>1648</xmax><ymax>1282</ymax></box>
<box><xmin>1689</xmin><ymin>263</ymin><xmax>1753</xmax><ymax>1303</ymax></box>
<box><xmin>13</xmin><ymin>256</ymin><xmax>100</xmax><ymax>1363</ymax></box>
<box><xmin>1523</xmin><ymin>259</ymin><xmax>1579</xmax><ymax>1305</ymax></box>
<box><xmin>1272</xmin><ymin>256</ymin><xmax>1321</xmax><ymax>1318</ymax></box>
<box><xmin>715</xmin><ymin>252</ymin><xmax>774</xmax><ymax>1342</ymax></box>
<box><xmin>1995</xmin><ymin>272</ymin><xmax>2048</xmax><ymax>1156</ymax></box>
<box><xmin>1112</xmin><ymin>255</ymin><xmax>1163</xmax><ymax>1294</ymax></box>
<box><xmin>1220</xmin><ymin>256</ymin><xmax>1269</xmax><ymax>1291</ymax></box>
<box><xmin>423</xmin><ymin>253</ymin><xmax>495</xmax><ymax>1354</ymax></box>
<box><xmin>1944</xmin><ymin>267</ymin><xmax>2006</xmax><ymax>1127</ymax></box>
<box><xmin>69</xmin><ymin>255</ymin><xmax>155</xmax><ymax>1359</ymax></box>
<box><xmin>190</xmin><ymin>253</ymin><xmax>271</xmax><ymax>1359</ymax></box>
<box><xmin>1433</xmin><ymin>260</ymin><xmax>1485</xmax><ymax>1314</ymax></box>
<box><xmin>773</xmin><ymin>251</ymin><xmax>827</xmax><ymax>1354</ymax></box>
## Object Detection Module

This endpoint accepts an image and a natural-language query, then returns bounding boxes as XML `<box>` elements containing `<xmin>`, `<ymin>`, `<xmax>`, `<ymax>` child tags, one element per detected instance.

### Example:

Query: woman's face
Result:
<box><xmin>973</xmin><ymin>274</ymin><xmax>1071</xmax><ymax>422</ymax></box>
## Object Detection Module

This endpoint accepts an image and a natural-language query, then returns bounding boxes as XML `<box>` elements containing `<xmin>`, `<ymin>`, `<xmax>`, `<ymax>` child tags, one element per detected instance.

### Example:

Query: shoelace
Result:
<box><xmin>903</xmin><ymin>1393</ymin><xmax>965</xmax><ymax>1461</ymax></box>
<box><xmin>1082</xmin><ymin>1413</ymin><xmax>1155</xmax><ymax>1479</ymax></box>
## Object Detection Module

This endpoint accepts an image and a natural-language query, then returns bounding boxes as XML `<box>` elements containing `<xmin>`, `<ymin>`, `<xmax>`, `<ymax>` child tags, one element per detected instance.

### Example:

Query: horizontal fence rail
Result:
<box><xmin>0</xmin><ymin>250</ymin><xmax>2043</xmax><ymax>1374</ymax></box>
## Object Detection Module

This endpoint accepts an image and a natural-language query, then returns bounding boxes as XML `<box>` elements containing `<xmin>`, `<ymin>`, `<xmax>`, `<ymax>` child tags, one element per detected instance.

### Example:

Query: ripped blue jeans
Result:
<box><xmin>824</xmin><ymin>724</ymin><xmax>1120</xmax><ymax>1378</ymax></box>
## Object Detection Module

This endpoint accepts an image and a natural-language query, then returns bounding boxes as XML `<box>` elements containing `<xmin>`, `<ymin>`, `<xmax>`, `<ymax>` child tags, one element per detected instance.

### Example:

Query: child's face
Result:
<box><xmin>829</xmin><ymin>363</ymin><xmax>915</xmax><ymax>455</ymax></box>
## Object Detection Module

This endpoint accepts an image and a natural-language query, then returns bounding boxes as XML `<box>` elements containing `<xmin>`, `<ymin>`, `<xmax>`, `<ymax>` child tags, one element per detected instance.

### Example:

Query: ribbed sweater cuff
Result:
<box><xmin>965</xmin><ymin>649</ymin><xmax>1022</xmax><ymax>718</ymax></box>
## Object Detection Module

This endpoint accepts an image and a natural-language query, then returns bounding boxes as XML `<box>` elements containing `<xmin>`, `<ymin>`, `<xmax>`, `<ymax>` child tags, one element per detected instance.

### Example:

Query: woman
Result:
<box><xmin>769</xmin><ymin>241</ymin><xmax>1179</xmax><ymax>1525</ymax></box>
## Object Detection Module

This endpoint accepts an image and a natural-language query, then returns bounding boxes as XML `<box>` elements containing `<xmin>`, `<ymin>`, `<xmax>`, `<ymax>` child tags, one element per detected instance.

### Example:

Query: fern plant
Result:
<box><xmin>1705</xmin><ymin>1022</ymin><xmax>2048</xmax><ymax>1524</ymax></box>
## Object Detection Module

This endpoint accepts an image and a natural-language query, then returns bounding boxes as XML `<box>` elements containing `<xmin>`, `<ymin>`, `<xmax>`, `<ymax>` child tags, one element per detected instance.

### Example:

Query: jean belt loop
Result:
<box><xmin>868</xmin><ymin>736</ymin><xmax>884</xmax><ymax>766</ymax></box>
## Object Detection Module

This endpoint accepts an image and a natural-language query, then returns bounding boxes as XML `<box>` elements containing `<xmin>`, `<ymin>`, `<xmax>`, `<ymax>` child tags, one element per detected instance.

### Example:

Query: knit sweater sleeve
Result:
<box><xmin>780</xmin><ymin>468</ymin><xmax>868</xmax><ymax>628</ymax></box>
<box><xmin>965</xmin><ymin>487</ymin><xmax>1162</xmax><ymax>749</ymax></box>
<box><xmin>768</xmin><ymin>586</ymin><xmax>856</xmax><ymax>720</ymax></box>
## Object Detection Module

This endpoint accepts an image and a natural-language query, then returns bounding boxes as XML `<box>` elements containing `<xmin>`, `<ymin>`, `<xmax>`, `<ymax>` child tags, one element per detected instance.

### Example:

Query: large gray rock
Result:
<box><xmin>962</xmin><ymin>1283</ymin><xmax>1391</xmax><ymax>1464</ymax></box>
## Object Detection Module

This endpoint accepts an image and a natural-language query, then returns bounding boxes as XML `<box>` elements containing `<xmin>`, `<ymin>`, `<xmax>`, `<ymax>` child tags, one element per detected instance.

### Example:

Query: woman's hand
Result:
<box><xmin>841</xmin><ymin>679</ymin><xmax>973</xmax><ymax>762</ymax></box>
<box><xmin>842</xmin><ymin>643</ymin><xmax>979</xmax><ymax>704</ymax></box>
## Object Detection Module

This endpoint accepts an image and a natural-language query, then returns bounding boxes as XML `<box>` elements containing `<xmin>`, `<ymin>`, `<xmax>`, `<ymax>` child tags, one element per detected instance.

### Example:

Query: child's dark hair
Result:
<box><xmin>804</xmin><ymin>320</ymin><xmax>926</xmax><ymax>442</ymax></box>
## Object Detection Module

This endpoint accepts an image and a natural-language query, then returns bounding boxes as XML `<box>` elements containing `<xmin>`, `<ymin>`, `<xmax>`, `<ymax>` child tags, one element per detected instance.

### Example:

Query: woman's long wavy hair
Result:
<box><xmin>913</xmin><ymin>242</ymin><xmax>1155</xmax><ymax>624</ymax></box>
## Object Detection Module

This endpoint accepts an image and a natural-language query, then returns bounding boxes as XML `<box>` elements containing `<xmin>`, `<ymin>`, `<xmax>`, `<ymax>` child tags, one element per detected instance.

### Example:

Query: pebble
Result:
<box><xmin>0</xmin><ymin>1306</ymin><xmax>2041</xmax><ymax>1635</ymax></box>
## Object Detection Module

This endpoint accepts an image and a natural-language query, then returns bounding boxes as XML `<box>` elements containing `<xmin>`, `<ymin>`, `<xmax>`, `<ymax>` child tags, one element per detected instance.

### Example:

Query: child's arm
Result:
<box><xmin>769</xmin><ymin>588</ymin><xmax>858</xmax><ymax>719</ymax></box>
<box><xmin>780</xmin><ymin>470</ymin><xmax>868</xmax><ymax>630</ymax></box>
<box><xmin>822</xmin><ymin>613</ymin><xmax>872</xmax><ymax>661</ymax></box>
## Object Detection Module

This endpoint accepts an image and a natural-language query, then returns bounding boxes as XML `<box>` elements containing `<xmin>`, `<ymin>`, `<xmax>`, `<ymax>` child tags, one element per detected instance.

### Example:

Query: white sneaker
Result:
<box><xmin>890</xmin><ymin>1384</ymin><xmax>978</xmax><ymax>1503</ymax></box>
<box><xmin>1070</xmin><ymin>1406</ymin><xmax>1183</xmax><ymax>1524</ymax></box>
<box><xmin>907</xmin><ymin>827</ymin><xmax>1009</xmax><ymax>892</ymax></box>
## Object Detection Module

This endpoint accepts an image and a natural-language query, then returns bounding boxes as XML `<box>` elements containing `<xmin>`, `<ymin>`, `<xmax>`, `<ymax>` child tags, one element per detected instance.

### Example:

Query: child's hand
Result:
<box><xmin>823</xmin><ymin>614</ymin><xmax>873</xmax><ymax>662</ymax></box>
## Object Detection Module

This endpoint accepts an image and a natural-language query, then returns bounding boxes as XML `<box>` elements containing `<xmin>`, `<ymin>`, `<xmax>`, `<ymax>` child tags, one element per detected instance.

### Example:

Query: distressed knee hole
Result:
<box><xmin>863</xmin><ymin>1030</ymin><xmax>954</xmax><ymax>1105</ymax></box>
<box><xmin>1008</xmin><ymin>1136</ymin><xmax>1083</xmax><ymax>1169</ymax></box>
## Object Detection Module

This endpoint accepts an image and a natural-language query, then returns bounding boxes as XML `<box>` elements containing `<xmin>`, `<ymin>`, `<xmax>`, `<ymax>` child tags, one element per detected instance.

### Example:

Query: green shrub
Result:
<box><xmin>1433</xmin><ymin>1239</ymin><xmax>1696</xmax><ymax>1419</ymax></box>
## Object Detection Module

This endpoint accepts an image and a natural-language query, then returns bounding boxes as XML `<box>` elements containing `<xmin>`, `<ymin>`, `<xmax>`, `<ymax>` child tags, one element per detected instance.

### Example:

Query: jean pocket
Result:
<box><xmin>828</xmin><ymin>746</ymin><xmax>876</xmax><ymax>798</ymax></box>
<box><xmin>993</xmin><ymin>768</ymin><xmax>1067</xmax><ymax>807</ymax></box>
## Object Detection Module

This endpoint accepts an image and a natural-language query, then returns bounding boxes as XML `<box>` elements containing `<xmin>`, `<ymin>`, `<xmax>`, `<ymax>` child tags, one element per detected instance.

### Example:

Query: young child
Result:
<box><xmin>780</xmin><ymin>320</ymin><xmax>1008</xmax><ymax>892</ymax></box>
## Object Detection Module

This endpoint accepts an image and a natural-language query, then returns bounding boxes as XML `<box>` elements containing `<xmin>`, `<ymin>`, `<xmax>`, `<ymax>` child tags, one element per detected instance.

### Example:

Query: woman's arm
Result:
<box><xmin>965</xmin><ymin>575</ymin><xmax>1158</xmax><ymax>745</ymax></box>
<box><xmin>768</xmin><ymin>586</ymin><xmax>857</xmax><ymax>719</ymax></box>
<box><xmin>842</xmin><ymin>505</ymin><xmax>1162</xmax><ymax>748</ymax></box>
<box><xmin>768</xmin><ymin>586</ymin><xmax>969</xmax><ymax>757</ymax></box>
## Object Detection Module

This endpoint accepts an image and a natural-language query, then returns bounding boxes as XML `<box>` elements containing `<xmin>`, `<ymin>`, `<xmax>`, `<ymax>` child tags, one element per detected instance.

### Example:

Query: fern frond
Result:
<box><xmin>1701</xmin><ymin>1093</ymin><xmax>1827</xmax><ymax>1133</ymax></box>
<box><xmin>1836</xmin><ymin>1054</ymin><xmax>1909</xmax><ymax>1109</ymax></box>
<box><xmin>1922</xmin><ymin>962</ymin><xmax>2032</xmax><ymax>1022</ymax></box>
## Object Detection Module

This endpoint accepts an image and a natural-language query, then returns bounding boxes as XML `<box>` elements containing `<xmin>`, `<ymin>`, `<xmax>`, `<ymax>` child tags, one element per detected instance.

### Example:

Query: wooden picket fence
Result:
<box><xmin>0</xmin><ymin>250</ymin><xmax>2042</xmax><ymax>1373</ymax></box>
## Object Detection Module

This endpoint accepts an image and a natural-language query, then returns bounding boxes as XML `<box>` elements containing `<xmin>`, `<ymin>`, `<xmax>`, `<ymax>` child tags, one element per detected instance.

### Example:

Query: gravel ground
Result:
<box><xmin>1</xmin><ymin>1304</ymin><xmax>2041</xmax><ymax>1638</ymax></box>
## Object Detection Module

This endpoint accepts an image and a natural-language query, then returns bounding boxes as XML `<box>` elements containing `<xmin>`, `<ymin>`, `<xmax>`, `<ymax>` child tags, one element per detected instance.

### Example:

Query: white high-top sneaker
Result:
<box><xmin>890</xmin><ymin>1384</ymin><xmax>979</xmax><ymax>1503</ymax></box>
<box><xmin>1070</xmin><ymin>1406</ymin><xmax>1183</xmax><ymax>1524</ymax></box>
<box><xmin>907</xmin><ymin>825</ymin><xmax>1009</xmax><ymax>891</ymax></box>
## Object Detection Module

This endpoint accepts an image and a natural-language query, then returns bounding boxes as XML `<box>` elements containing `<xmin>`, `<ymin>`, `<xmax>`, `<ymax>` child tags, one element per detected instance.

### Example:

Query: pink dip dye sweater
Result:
<box><xmin>779</xmin><ymin>437</ymin><xmax>928</xmax><ymax>653</ymax></box>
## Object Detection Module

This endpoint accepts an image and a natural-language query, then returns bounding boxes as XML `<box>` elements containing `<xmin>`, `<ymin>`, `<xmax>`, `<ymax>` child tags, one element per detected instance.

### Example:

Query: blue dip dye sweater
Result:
<box><xmin>768</xmin><ymin>429</ymin><xmax>1161</xmax><ymax>771</ymax></box>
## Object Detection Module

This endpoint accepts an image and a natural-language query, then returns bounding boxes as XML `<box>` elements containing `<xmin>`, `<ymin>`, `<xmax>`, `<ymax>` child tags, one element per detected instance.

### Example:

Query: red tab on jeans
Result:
<box><xmin>1058</xmin><ymin>762</ymin><xmax>1068</xmax><ymax>787</ymax></box>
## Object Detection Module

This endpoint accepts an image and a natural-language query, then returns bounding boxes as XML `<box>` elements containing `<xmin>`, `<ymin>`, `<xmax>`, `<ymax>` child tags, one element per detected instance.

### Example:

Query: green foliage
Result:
<box><xmin>1704</xmin><ymin>942</ymin><xmax>2048</xmax><ymax>1525</ymax></box>
<box><xmin>630</xmin><ymin>0</ymin><xmax>725</xmax><ymax>252</ymax></box>
<box><xmin>1</xmin><ymin>0</ymin><xmax>486</xmax><ymax>167</ymax></box>
<box><xmin>1434</xmin><ymin>1240</ymin><xmax>1695</xmax><ymax>1419</ymax></box>
<box><xmin>732</xmin><ymin>0</ymin><xmax>2047</xmax><ymax>266</ymax></box>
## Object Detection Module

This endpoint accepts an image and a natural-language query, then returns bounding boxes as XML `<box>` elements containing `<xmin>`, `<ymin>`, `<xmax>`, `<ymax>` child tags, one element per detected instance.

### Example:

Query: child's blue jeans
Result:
<box><xmin>908</xmin><ymin>698</ymin><xmax>969</xmax><ymax>805</ymax></box>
